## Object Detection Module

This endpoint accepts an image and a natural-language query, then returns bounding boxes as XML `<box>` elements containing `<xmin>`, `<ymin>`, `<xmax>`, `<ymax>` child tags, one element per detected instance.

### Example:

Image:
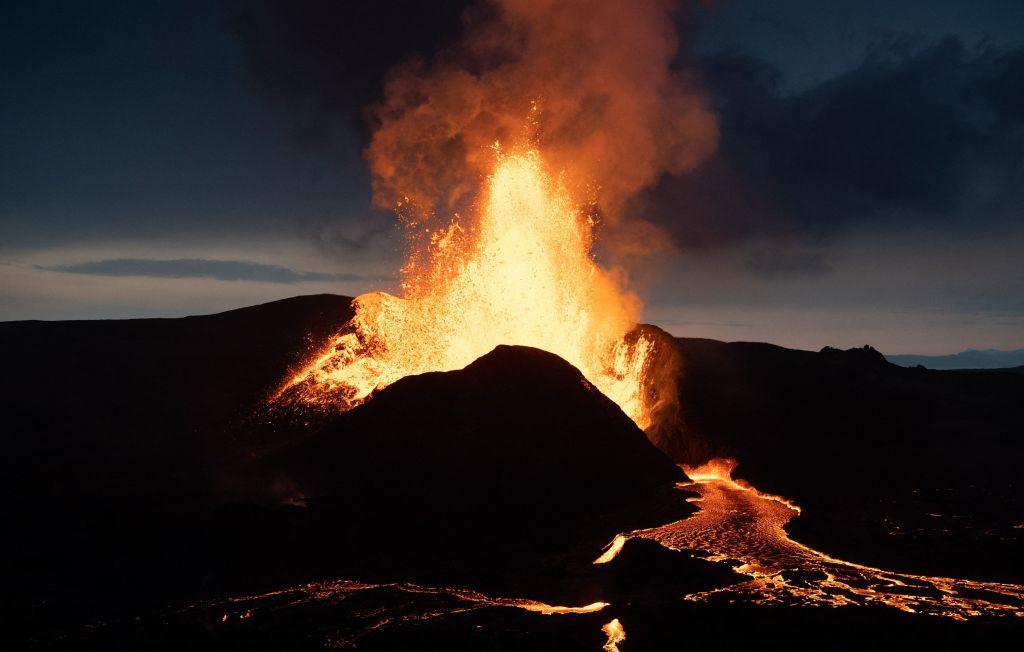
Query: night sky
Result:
<box><xmin>2</xmin><ymin>0</ymin><xmax>1022</xmax><ymax>354</ymax></box>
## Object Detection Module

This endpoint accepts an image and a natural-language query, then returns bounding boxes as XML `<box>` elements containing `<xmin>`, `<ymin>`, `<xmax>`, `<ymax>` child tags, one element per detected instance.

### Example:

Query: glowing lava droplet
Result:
<box><xmin>594</xmin><ymin>534</ymin><xmax>627</xmax><ymax>564</ymax></box>
<box><xmin>602</xmin><ymin>618</ymin><xmax>626</xmax><ymax>651</ymax></box>
<box><xmin>285</xmin><ymin>148</ymin><xmax>657</xmax><ymax>427</ymax></box>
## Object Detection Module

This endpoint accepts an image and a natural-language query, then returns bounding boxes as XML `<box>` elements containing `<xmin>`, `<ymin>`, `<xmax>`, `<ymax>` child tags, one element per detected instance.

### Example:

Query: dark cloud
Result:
<box><xmin>308</xmin><ymin>220</ymin><xmax>397</xmax><ymax>256</ymax></box>
<box><xmin>633</xmin><ymin>36</ymin><xmax>1024</xmax><ymax>249</ymax></box>
<box><xmin>222</xmin><ymin>0</ymin><xmax>471</xmax><ymax>145</ymax></box>
<box><xmin>40</xmin><ymin>259</ymin><xmax>392</xmax><ymax>284</ymax></box>
<box><xmin>744</xmin><ymin>250</ymin><xmax>831</xmax><ymax>279</ymax></box>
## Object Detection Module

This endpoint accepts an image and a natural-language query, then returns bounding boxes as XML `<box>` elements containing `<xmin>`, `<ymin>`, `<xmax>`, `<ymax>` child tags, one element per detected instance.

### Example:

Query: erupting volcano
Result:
<box><xmin>272</xmin><ymin>0</ymin><xmax>717</xmax><ymax>430</ymax></box>
<box><xmin>283</xmin><ymin>143</ymin><xmax>661</xmax><ymax>428</ymax></box>
<box><xmin>8</xmin><ymin>0</ymin><xmax>1024</xmax><ymax>648</ymax></box>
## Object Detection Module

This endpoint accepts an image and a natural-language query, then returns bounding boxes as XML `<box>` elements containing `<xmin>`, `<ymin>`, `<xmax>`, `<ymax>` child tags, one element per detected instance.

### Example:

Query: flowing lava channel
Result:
<box><xmin>281</xmin><ymin>146</ymin><xmax>657</xmax><ymax>428</ymax></box>
<box><xmin>184</xmin><ymin>579</ymin><xmax>608</xmax><ymax>648</ymax></box>
<box><xmin>599</xmin><ymin>459</ymin><xmax>1024</xmax><ymax>621</ymax></box>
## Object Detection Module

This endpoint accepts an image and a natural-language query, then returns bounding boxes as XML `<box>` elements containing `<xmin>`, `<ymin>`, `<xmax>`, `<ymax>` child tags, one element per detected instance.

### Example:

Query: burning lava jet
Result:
<box><xmin>280</xmin><ymin>0</ymin><xmax>718</xmax><ymax>429</ymax></box>
<box><xmin>287</xmin><ymin>142</ymin><xmax>659</xmax><ymax>425</ymax></box>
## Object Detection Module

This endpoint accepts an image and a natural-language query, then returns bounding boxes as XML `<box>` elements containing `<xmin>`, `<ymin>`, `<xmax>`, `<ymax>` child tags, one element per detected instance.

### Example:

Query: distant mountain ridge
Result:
<box><xmin>886</xmin><ymin>348</ymin><xmax>1024</xmax><ymax>370</ymax></box>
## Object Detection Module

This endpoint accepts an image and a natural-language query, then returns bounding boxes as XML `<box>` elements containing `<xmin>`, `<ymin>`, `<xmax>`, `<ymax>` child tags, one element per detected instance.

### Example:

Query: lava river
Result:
<box><xmin>168</xmin><ymin>458</ymin><xmax>1024</xmax><ymax>648</ymax></box>
<box><xmin>611</xmin><ymin>459</ymin><xmax>1024</xmax><ymax>621</ymax></box>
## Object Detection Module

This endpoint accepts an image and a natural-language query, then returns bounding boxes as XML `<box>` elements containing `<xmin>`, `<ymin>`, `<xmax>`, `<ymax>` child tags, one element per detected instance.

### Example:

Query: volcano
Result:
<box><xmin>1</xmin><ymin>297</ymin><xmax>688</xmax><ymax>643</ymax></box>
<box><xmin>4</xmin><ymin>294</ymin><xmax>1024</xmax><ymax>648</ymax></box>
<box><xmin>246</xmin><ymin>344</ymin><xmax>688</xmax><ymax>582</ymax></box>
<box><xmin>268</xmin><ymin>344</ymin><xmax>681</xmax><ymax>524</ymax></box>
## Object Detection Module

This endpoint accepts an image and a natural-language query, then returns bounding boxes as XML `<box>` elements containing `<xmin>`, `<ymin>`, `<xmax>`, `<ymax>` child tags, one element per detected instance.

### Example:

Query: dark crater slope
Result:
<box><xmin>663</xmin><ymin>338</ymin><xmax>1024</xmax><ymax>583</ymax></box>
<box><xmin>264</xmin><ymin>344</ymin><xmax>683</xmax><ymax>547</ymax></box>
<box><xmin>2</xmin><ymin>295</ymin><xmax>353</xmax><ymax>634</ymax></box>
<box><xmin>1</xmin><ymin>297</ymin><xmax>686</xmax><ymax>640</ymax></box>
<box><xmin>237</xmin><ymin>343</ymin><xmax>689</xmax><ymax>598</ymax></box>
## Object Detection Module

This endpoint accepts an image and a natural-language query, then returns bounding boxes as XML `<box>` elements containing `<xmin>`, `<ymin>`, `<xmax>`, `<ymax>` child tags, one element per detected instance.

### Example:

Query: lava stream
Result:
<box><xmin>608</xmin><ymin>459</ymin><xmax>1024</xmax><ymax>621</ymax></box>
<box><xmin>188</xmin><ymin>578</ymin><xmax>609</xmax><ymax>646</ymax></box>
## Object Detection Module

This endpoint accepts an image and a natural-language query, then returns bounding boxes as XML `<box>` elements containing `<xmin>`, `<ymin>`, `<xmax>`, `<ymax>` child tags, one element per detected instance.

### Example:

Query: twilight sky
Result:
<box><xmin>2</xmin><ymin>0</ymin><xmax>1022</xmax><ymax>355</ymax></box>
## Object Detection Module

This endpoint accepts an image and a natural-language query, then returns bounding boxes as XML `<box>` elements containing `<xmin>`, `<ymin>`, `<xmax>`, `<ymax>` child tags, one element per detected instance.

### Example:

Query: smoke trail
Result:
<box><xmin>366</xmin><ymin>0</ymin><xmax>718</xmax><ymax>248</ymax></box>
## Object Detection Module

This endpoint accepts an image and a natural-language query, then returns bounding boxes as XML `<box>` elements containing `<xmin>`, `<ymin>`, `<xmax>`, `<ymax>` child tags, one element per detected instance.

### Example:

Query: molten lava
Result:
<box><xmin>195</xmin><ymin>578</ymin><xmax>611</xmax><ymax>646</ymax></box>
<box><xmin>284</xmin><ymin>147</ymin><xmax>658</xmax><ymax>427</ymax></box>
<box><xmin>601</xmin><ymin>618</ymin><xmax>626</xmax><ymax>651</ymax></box>
<box><xmin>599</xmin><ymin>459</ymin><xmax>1024</xmax><ymax>620</ymax></box>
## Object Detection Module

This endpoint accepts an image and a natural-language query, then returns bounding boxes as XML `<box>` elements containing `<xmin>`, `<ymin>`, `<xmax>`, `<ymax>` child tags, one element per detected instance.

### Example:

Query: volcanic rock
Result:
<box><xmin>4</xmin><ymin>299</ymin><xmax>691</xmax><ymax>638</ymax></box>
<box><xmin>256</xmin><ymin>344</ymin><xmax>686</xmax><ymax>578</ymax></box>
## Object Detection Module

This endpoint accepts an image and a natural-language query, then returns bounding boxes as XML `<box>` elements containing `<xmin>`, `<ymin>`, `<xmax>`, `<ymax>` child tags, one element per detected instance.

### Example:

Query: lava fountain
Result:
<box><xmin>275</xmin><ymin>0</ymin><xmax>720</xmax><ymax>428</ymax></box>
<box><xmin>282</xmin><ymin>145</ymin><xmax>661</xmax><ymax>428</ymax></box>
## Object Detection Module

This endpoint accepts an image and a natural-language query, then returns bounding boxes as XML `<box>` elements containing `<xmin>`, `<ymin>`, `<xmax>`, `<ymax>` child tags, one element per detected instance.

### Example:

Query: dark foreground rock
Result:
<box><xmin>2</xmin><ymin>295</ymin><xmax>355</xmax><ymax>638</ymax></box>
<box><xmin>239</xmin><ymin>344</ymin><xmax>688</xmax><ymax>589</ymax></box>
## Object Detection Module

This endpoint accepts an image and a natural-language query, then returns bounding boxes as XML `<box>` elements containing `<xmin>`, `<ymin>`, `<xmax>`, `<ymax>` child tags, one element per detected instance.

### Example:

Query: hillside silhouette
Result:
<box><xmin>4</xmin><ymin>293</ymin><xmax>1023</xmax><ymax>644</ymax></box>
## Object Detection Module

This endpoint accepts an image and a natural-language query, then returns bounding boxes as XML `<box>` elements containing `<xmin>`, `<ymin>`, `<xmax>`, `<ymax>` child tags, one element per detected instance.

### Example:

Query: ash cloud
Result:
<box><xmin>634</xmin><ymin>36</ymin><xmax>1024</xmax><ymax>249</ymax></box>
<box><xmin>226</xmin><ymin>4</ymin><xmax>1024</xmax><ymax>257</ymax></box>
<box><xmin>366</xmin><ymin>0</ymin><xmax>719</xmax><ymax>229</ymax></box>
<box><xmin>227</xmin><ymin>1</ymin><xmax>719</xmax><ymax>250</ymax></box>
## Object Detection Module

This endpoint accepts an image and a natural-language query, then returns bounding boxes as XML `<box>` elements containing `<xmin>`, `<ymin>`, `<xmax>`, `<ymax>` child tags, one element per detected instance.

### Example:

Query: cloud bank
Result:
<box><xmin>635</xmin><ymin>36</ymin><xmax>1024</xmax><ymax>248</ymax></box>
<box><xmin>41</xmin><ymin>259</ymin><xmax>392</xmax><ymax>285</ymax></box>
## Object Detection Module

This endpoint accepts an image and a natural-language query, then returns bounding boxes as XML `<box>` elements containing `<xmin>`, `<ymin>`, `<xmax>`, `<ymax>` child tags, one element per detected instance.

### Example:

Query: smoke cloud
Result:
<box><xmin>366</xmin><ymin>0</ymin><xmax>718</xmax><ymax>239</ymax></box>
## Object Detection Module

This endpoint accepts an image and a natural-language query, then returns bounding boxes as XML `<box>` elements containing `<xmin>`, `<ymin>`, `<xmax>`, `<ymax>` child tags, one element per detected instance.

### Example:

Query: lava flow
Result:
<box><xmin>603</xmin><ymin>459</ymin><xmax>1024</xmax><ymax>621</ymax></box>
<box><xmin>184</xmin><ymin>578</ymin><xmax>609</xmax><ymax>647</ymax></box>
<box><xmin>282</xmin><ymin>146</ymin><xmax>660</xmax><ymax>428</ymax></box>
<box><xmin>275</xmin><ymin>0</ymin><xmax>720</xmax><ymax>429</ymax></box>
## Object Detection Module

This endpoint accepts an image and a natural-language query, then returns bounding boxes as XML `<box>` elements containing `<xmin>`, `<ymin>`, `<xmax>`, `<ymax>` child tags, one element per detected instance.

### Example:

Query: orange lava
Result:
<box><xmin>282</xmin><ymin>146</ymin><xmax>658</xmax><ymax>427</ymax></box>
<box><xmin>194</xmin><ymin>578</ymin><xmax>609</xmax><ymax>646</ymax></box>
<box><xmin>609</xmin><ymin>459</ymin><xmax>1024</xmax><ymax>620</ymax></box>
<box><xmin>601</xmin><ymin>617</ymin><xmax>626</xmax><ymax>651</ymax></box>
<box><xmin>594</xmin><ymin>534</ymin><xmax>628</xmax><ymax>564</ymax></box>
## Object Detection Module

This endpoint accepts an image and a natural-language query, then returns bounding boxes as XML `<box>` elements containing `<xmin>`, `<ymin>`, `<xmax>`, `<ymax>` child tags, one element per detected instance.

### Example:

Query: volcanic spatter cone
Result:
<box><xmin>254</xmin><ymin>345</ymin><xmax>687</xmax><ymax>578</ymax></box>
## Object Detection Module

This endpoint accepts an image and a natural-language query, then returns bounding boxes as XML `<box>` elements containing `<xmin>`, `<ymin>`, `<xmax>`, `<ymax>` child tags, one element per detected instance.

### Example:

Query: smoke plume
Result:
<box><xmin>366</xmin><ymin>0</ymin><xmax>718</xmax><ymax>242</ymax></box>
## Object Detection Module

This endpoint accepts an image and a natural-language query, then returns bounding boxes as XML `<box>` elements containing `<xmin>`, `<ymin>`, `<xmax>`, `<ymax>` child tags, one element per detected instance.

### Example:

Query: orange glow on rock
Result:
<box><xmin>681</xmin><ymin>458</ymin><xmax>739</xmax><ymax>482</ymax></box>
<box><xmin>282</xmin><ymin>146</ymin><xmax>659</xmax><ymax>428</ymax></box>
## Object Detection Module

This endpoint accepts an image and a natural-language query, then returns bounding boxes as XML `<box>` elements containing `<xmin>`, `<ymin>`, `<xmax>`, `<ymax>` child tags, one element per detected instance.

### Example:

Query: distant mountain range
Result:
<box><xmin>886</xmin><ymin>348</ymin><xmax>1024</xmax><ymax>370</ymax></box>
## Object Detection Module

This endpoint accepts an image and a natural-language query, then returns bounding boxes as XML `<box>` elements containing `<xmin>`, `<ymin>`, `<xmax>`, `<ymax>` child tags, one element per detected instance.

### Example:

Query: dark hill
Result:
<box><xmin>1</xmin><ymin>293</ymin><xmax>354</xmax><ymax>499</ymax></box>
<box><xmin>5</xmin><ymin>293</ymin><xmax>1023</xmax><ymax>639</ymax></box>
<box><xmin>262</xmin><ymin>345</ymin><xmax>683</xmax><ymax>554</ymax></box>
<box><xmin>2</xmin><ymin>295</ymin><xmax>354</xmax><ymax>636</ymax></box>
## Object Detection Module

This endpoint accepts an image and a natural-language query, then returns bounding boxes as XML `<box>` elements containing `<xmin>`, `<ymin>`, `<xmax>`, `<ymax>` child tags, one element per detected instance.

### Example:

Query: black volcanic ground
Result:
<box><xmin>3</xmin><ymin>294</ymin><xmax>1023</xmax><ymax>648</ymax></box>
